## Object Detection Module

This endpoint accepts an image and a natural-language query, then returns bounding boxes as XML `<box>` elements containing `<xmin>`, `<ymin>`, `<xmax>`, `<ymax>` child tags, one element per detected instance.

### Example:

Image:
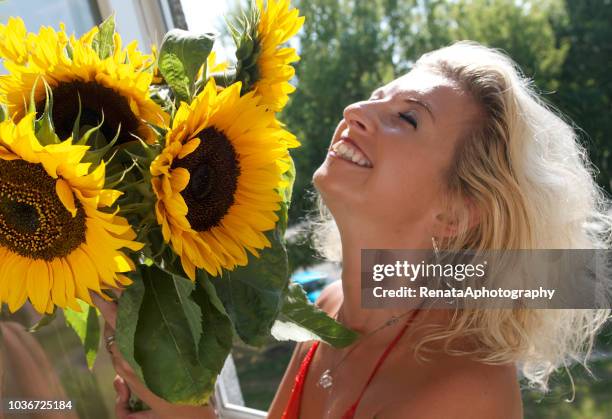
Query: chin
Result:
<box><xmin>313</xmin><ymin>157</ymin><xmax>345</xmax><ymax>195</ymax></box>
<box><xmin>313</xmin><ymin>159</ymin><xmax>364</xmax><ymax>215</ymax></box>
<box><xmin>312</xmin><ymin>161</ymin><xmax>333</xmax><ymax>204</ymax></box>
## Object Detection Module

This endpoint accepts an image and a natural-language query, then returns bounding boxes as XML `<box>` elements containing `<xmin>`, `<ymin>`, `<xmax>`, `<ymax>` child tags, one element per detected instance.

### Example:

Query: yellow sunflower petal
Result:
<box><xmin>27</xmin><ymin>260</ymin><xmax>50</xmax><ymax>313</ymax></box>
<box><xmin>50</xmin><ymin>258</ymin><xmax>68</xmax><ymax>308</ymax></box>
<box><xmin>178</xmin><ymin>138</ymin><xmax>201</xmax><ymax>159</ymax></box>
<box><xmin>7</xmin><ymin>257</ymin><xmax>29</xmax><ymax>313</ymax></box>
<box><xmin>56</xmin><ymin>178</ymin><xmax>78</xmax><ymax>217</ymax></box>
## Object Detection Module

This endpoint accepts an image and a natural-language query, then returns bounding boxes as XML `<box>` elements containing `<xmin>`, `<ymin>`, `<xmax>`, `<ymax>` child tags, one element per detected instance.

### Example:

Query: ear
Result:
<box><xmin>432</xmin><ymin>198</ymin><xmax>480</xmax><ymax>238</ymax></box>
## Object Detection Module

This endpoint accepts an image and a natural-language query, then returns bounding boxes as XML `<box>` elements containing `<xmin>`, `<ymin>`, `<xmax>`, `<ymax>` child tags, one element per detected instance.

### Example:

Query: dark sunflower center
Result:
<box><xmin>0</xmin><ymin>159</ymin><xmax>87</xmax><ymax>260</ymax></box>
<box><xmin>36</xmin><ymin>80</ymin><xmax>142</xmax><ymax>145</ymax></box>
<box><xmin>2</xmin><ymin>201</ymin><xmax>40</xmax><ymax>234</ymax></box>
<box><xmin>172</xmin><ymin>127</ymin><xmax>240</xmax><ymax>232</ymax></box>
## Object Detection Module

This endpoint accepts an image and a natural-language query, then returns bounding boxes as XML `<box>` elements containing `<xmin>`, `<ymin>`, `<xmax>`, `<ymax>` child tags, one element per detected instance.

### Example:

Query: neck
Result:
<box><xmin>336</xmin><ymin>225</ymin><xmax>431</xmax><ymax>334</ymax></box>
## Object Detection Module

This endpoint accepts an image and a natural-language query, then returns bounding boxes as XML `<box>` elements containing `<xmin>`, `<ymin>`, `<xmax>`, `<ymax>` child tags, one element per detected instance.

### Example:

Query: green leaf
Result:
<box><xmin>64</xmin><ymin>301</ymin><xmax>101</xmax><ymax>369</ymax></box>
<box><xmin>213</xmin><ymin>226</ymin><xmax>289</xmax><ymax>346</ymax></box>
<box><xmin>157</xmin><ymin>53</ymin><xmax>190</xmax><ymax>102</ymax></box>
<box><xmin>279</xmin><ymin>154</ymin><xmax>296</xmax><ymax>208</ymax></box>
<box><xmin>213</xmin><ymin>270</ymin><xmax>281</xmax><ymax>346</ymax></box>
<box><xmin>173</xmin><ymin>273</ymin><xmax>203</xmax><ymax>352</ymax></box>
<box><xmin>197</xmin><ymin>270</ymin><xmax>228</xmax><ymax>317</ymax></box>
<box><xmin>192</xmin><ymin>280</ymin><xmax>233</xmax><ymax>399</ymax></box>
<box><xmin>92</xmin><ymin>15</ymin><xmax>116</xmax><ymax>60</ymax></box>
<box><xmin>276</xmin><ymin>155</ymin><xmax>295</xmax><ymax>239</ymax></box>
<box><xmin>134</xmin><ymin>265</ymin><xmax>227</xmax><ymax>404</ymax></box>
<box><xmin>158</xmin><ymin>30</ymin><xmax>215</xmax><ymax>102</ymax></box>
<box><xmin>275</xmin><ymin>284</ymin><xmax>359</xmax><ymax>348</ymax></box>
<box><xmin>116</xmin><ymin>277</ymin><xmax>146</xmax><ymax>381</ymax></box>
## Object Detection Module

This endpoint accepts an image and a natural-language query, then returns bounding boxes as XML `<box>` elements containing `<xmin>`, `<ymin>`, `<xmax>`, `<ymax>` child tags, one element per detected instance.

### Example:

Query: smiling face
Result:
<box><xmin>313</xmin><ymin>68</ymin><xmax>482</xmax><ymax>246</ymax></box>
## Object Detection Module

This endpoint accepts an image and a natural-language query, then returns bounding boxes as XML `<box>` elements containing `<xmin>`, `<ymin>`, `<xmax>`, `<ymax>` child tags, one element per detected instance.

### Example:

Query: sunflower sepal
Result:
<box><xmin>80</xmin><ymin>122</ymin><xmax>120</xmax><ymax>166</ymax></box>
<box><xmin>137</xmin><ymin>225</ymin><xmax>182</xmax><ymax>275</ymax></box>
<box><xmin>65</xmin><ymin>93</ymin><xmax>85</xmax><ymax>144</ymax></box>
<box><xmin>28</xmin><ymin>308</ymin><xmax>58</xmax><ymax>332</ymax></box>
<box><xmin>91</xmin><ymin>14</ymin><xmax>116</xmax><ymax>60</ymax></box>
<box><xmin>143</xmin><ymin>120</ymin><xmax>169</xmax><ymax>145</ymax></box>
<box><xmin>34</xmin><ymin>87</ymin><xmax>61</xmax><ymax>146</ymax></box>
<box><xmin>121</xmin><ymin>137</ymin><xmax>162</xmax><ymax>163</ymax></box>
<box><xmin>157</xmin><ymin>29</ymin><xmax>216</xmax><ymax>103</ymax></box>
<box><xmin>207</xmin><ymin>69</ymin><xmax>238</xmax><ymax>89</ymax></box>
<box><xmin>230</xmin><ymin>4</ymin><xmax>261</xmax><ymax>95</ymax></box>
<box><xmin>228</xmin><ymin>0</ymin><xmax>260</xmax><ymax>57</ymax></box>
<box><xmin>27</xmin><ymin>76</ymin><xmax>41</xmax><ymax>116</ymax></box>
<box><xmin>73</xmin><ymin>112</ymin><xmax>107</xmax><ymax>147</ymax></box>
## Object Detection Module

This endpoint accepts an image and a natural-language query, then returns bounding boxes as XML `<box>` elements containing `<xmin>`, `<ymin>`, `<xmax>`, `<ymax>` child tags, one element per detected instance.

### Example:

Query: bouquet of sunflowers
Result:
<box><xmin>0</xmin><ymin>0</ymin><xmax>356</xmax><ymax>404</ymax></box>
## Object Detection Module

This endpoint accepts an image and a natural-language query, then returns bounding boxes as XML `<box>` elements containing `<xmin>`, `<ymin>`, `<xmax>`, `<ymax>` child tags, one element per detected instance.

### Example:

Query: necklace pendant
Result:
<box><xmin>318</xmin><ymin>369</ymin><xmax>333</xmax><ymax>389</ymax></box>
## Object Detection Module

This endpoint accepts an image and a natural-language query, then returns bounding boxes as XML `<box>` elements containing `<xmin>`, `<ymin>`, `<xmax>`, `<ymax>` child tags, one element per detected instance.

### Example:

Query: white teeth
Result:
<box><xmin>332</xmin><ymin>140</ymin><xmax>372</xmax><ymax>168</ymax></box>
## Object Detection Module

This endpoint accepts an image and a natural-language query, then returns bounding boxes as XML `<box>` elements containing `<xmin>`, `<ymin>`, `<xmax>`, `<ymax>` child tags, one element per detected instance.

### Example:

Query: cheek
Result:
<box><xmin>367</xmin><ymin>153</ymin><xmax>445</xmax><ymax>212</ymax></box>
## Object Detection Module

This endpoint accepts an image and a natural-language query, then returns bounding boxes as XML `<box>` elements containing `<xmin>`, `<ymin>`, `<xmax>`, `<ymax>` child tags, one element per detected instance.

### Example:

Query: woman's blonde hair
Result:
<box><xmin>312</xmin><ymin>41</ymin><xmax>612</xmax><ymax>391</ymax></box>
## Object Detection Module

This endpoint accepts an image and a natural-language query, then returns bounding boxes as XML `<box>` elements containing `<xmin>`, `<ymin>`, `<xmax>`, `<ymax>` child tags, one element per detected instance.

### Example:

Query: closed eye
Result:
<box><xmin>399</xmin><ymin>112</ymin><xmax>418</xmax><ymax>129</ymax></box>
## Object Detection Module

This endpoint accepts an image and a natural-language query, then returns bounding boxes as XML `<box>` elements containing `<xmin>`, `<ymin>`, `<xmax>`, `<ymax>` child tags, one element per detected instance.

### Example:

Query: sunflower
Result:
<box><xmin>150</xmin><ymin>79</ymin><xmax>299</xmax><ymax>280</ymax></box>
<box><xmin>0</xmin><ymin>18</ymin><xmax>168</xmax><ymax>146</ymax></box>
<box><xmin>251</xmin><ymin>0</ymin><xmax>304</xmax><ymax>112</ymax></box>
<box><xmin>0</xmin><ymin>17</ymin><xmax>47</xmax><ymax>65</ymax></box>
<box><xmin>0</xmin><ymin>114</ymin><xmax>143</xmax><ymax>314</ymax></box>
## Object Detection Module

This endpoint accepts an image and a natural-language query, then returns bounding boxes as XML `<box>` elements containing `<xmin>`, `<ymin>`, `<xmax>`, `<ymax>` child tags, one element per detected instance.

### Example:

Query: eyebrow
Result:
<box><xmin>370</xmin><ymin>89</ymin><xmax>436</xmax><ymax>123</ymax></box>
<box><xmin>404</xmin><ymin>98</ymin><xmax>436</xmax><ymax>123</ymax></box>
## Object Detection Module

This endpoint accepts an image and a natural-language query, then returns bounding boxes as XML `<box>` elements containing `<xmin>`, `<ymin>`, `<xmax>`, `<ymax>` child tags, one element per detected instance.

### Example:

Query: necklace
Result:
<box><xmin>317</xmin><ymin>309</ymin><xmax>420</xmax><ymax>389</ymax></box>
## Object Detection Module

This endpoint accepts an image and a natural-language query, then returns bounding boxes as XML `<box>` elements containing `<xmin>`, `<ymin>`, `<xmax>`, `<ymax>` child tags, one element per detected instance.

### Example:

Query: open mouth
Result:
<box><xmin>329</xmin><ymin>137</ymin><xmax>373</xmax><ymax>168</ymax></box>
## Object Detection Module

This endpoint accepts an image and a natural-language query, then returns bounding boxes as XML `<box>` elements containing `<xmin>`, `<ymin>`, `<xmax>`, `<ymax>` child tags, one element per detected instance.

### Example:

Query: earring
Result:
<box><xmin>432</xmin><ymin>236</ymin><xmax>457</xmax><ymax>306</ymax></box>
<box><xmin>431</xmin><ymin>236</ymin><xmax>440</xmax><ymax>259</ymax></box>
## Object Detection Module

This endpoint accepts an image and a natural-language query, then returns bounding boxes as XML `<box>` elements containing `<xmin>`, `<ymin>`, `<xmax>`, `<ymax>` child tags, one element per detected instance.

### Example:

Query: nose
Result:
<box><xmin>343</xmin><ymin>101</ymin><xmax>377</xmax><ymax>135</ymax></box>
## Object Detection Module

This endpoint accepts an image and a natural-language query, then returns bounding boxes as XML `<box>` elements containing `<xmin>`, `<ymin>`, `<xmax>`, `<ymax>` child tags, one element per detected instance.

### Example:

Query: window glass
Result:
<box><xmin>0</xmin><ymin>0</ymin><xmax>100</xmax><ymax>36</ymax></box>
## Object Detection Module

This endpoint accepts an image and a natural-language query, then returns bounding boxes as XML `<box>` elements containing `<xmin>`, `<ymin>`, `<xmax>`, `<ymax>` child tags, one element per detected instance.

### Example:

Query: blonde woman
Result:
<box><xmin>97</xmin><ymin>41</ymin><xmax>611</xmax><ymax>418</ymax></box>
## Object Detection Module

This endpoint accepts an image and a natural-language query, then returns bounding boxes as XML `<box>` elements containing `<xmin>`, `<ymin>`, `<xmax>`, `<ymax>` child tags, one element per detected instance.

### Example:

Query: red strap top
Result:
<box><xmin>281</xmin><ymin>310</ymin><xmax>421</xmax><ymax>419</ymax></box>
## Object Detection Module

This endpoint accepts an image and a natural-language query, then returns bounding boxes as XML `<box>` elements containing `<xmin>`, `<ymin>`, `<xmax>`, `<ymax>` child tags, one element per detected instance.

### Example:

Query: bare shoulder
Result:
<box><xmin>314</xmin><ymin>279</ymin><xmax>343</xmax><ymax>315</ymax></box>
<box><xmin>377</xmin><ymin>359</ymin><xmax>523</xmax><ymax>419</ymax></box>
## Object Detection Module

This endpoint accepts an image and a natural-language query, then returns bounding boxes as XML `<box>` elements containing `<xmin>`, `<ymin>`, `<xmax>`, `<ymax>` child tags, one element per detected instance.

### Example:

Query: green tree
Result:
<box><xmin>450</xmin><ymin>0</ymin><xmax>569</xmax><ymax>92</ymax></box>
<box><xmin>552</xmin><ymin>0</ymin><xmax>612</xmax><ymax>191</ymax></box>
